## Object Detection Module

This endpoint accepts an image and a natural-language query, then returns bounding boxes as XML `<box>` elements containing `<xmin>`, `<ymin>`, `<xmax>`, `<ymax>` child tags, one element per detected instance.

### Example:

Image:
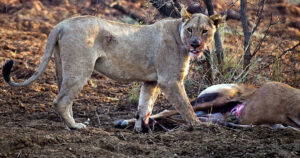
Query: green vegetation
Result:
<box><xmin>128</xmin><ymin>82</ymin><xmax>140</xmax><ymax>105</ymax></box>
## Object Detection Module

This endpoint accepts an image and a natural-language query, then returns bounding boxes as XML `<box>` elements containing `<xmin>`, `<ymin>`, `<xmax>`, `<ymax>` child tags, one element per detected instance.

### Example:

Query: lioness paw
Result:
<box><xmin>71</xmin><ymin>123</ymin><xmax>87</xmax><ymax>129</ymax></box>
<box><xmin>133</xmin><ymin>118</ymin><xmax>157</xmax><ymax>133</ymax></box>
<box><xmin>134</xmin><ymin>121</ymin><xmax>143</xmax><ymax>133</ymax></box>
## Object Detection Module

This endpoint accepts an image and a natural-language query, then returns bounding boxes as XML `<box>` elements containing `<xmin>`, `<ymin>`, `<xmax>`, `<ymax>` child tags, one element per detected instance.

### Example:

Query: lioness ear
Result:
<box><xmin>209</xmin><ymin>14</ymin><xmax>224</xmax><ymax>28</ymax></box>
<box><xmin>181</xmin><ymin>8</ymin><xmax>191</xmax><ymax>21</ymax></box>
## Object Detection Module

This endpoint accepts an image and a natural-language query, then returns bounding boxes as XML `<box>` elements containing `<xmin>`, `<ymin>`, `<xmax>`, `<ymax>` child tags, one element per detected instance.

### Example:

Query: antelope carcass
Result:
<box><xmin>115</xmin><ymin>82</ymin><xmax>300</xmax><ymax>132</ymax></box>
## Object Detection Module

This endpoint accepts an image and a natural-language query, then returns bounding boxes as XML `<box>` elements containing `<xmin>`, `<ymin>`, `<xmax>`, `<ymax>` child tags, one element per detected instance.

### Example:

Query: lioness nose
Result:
<box><xmin>191</xmin><ymin>41</ymin><xmax>200</xmax><ymax>48</ymax></box>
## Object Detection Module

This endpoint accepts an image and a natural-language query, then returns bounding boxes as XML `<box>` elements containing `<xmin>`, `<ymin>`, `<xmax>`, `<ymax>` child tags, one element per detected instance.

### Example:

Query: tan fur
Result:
<box><xmin>196</xmin><ymin>83</ymin><xmax>258</xmax><ymax>108</ymax></box>
<box><xmin>239</xmin><ymin>82</ymin><xmax>300</xmax><ymax>127</ymax></box>
<box><xmin>4</xmin><ymin>13</ymin><xmax>223</xmax><ymax>130</ymax></box>
<box><xmin>199</xmin><ymin>82</ymin><xmax>300</xmax><ymax>127</ymax></box>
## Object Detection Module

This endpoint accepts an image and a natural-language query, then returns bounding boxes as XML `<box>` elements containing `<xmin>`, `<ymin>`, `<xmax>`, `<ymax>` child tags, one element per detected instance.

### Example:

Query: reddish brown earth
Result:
<box><xmin>0</xmin><ymin>0</ymin><xmax>299</xmax><ymax>157</ymax></box>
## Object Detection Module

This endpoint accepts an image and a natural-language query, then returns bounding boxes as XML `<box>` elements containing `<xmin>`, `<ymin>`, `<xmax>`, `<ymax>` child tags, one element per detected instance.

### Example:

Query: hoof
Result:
<box><xmin>195</xmin><ymin>111</ymin><xmax>206</xmax><ymax>117</ymax></box>
<box><xmin>114</xmin><ymin>119</ymin><xmax>129</xmax><ymax>128</ymax></box>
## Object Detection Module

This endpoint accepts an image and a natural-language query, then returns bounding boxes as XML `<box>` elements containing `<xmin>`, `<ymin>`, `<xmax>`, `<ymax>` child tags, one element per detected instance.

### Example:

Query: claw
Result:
<box><xmin>142</xmin><ymin>118</ymin><xmax>156</xmax><ymax>133</ymax></box>
<box><xmin>70</xmin><ymin>123</ymin><xmax>87</xmax><ymax>129</ymax></box>
<box><xmin>115</xmin><ymin>118</ymin><xmax>170</xmax><ymax>133</ymax></box>
<box><xmin>141</xmin><ymin>118</ymin><xmax>170</xmax><ymax>133</ymax></box>
<box><xmin>83</xmin><ymin>118</ymin><xmax>90</xmax><ymax>125</ymax></box>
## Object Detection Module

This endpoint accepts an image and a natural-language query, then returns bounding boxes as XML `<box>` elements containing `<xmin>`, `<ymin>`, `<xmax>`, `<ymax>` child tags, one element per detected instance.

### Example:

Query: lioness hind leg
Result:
<box><xmin>54</xmin><ymin>53</ymin><xmax>96</xmax><ymax>129</ymax></box>
<box><xmin>134</xmin><ymin>82</ymin><xmax>160</xmax><ymax>132</ymax></box>
<box><xmin>54</xmin><ymin>46</ymin><xmax>62</xmax><ymax>90</ymax></box>
<box><xmin>54</xmin><ymin>76</ymin><xmax>92</xmax><ymax>129</ymax></box>
<box><xmin>54</xmin><ymin>47</ymin><xmax>75</xmax><ymax>117</ymax></box>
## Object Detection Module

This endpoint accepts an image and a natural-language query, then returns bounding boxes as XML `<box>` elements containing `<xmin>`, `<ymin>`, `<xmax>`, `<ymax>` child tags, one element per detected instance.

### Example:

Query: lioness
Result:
<box><xmin>3</xmin><ymin>10</ymin><xmax>223</xmax><ymax>131</ymax></box>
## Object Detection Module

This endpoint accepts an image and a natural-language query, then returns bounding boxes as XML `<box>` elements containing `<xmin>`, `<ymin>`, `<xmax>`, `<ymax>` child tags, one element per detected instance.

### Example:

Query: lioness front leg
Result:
<box><xmin>134</xmin><ymin>82</ymin><xmax>160</xmax><ymax>132</ymax></box>
<box><xmin>158</xmin><ymin>80</ymin><xmax>200</xmax><ymax>127</ymax></box>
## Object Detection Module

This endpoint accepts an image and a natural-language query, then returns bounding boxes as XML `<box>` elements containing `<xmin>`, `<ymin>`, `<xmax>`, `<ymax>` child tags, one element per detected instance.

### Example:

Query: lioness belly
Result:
<box><xmin>94</xmin><ymin>57</ymin><xmax>157</xmax><ymax>82</ymax></box>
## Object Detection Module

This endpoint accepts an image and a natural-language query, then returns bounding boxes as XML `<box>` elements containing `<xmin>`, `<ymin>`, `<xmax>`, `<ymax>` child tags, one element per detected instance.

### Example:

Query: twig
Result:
<box><xmin>250</xmin><ymin>0</ymin><xmax>265</xmax><ymax>35</ymax></box>
<box><xmin>278</xmin><ymin>41</ymin><xmax>300</xmax><ymax>58</ymax></box>
<box><xmin>156</xmin><ymin>122</ymin><xmax>171</xmax><ymax>132</ymax></box>
<box><xmin>204</xmin><ymin>0</ymin><xmax>224</xmax><ymax>67</ymax></box>
<box><xmin>235</xmin><ymin>59</ymin><xmax>258</xmax><ymax>82</ymax></box>
<box><xmin>150</xmin><ymin>0</ymin><xmax>181</xmax><ymax>18</ymax></box>
<box><xmin>171</xmin><ymin>0</ymin><xmax>182</xmax><ymax>16</ymax></box>
<box><xmin>226</xmin><ymin>122</ymin><xmax>255</xmax><ymax>128</ymax></box>
<box><xmin>95</xmin><ymin>107</ymin><xmax>101</xmax><ymax>127</ymax></box>
<box><xmin>263</xmin><ymin>41</ymin><xmax>300</xmax><ymax>69</ymax></box>
<box><xmin>244</xmin><ymin>0</ymin><xmax>266</xmax><ymax>56</ymax></box>
<box><xmin>227</xmin><ymin>0</ymin><xmax>239</xmax><ymax>12</ymax></box>
<box><xmin>226</xmin><ymin>9</ymin><xmax>241</xmax><ymax>20</ymax></box>
<box><xmin>163</xmin><ymin>117</ymin><xmax>185</xmax><ymax>126</ymax></box>
<box><xmin>222</xmin><ymin>0</ymin><xmax>239</xmax><ymax>17</ymax></box>
<box><xmin>251</xmin><ymin>13</ymin><xmax>275</xmax><ymax>57</ymax></box>
<box><xmin>17</xmin><ymin>151</ymin><xmax>22</xmax><ymax>158</ymax></box>
<box><xmin>119</xmin><ymin>133</ymin><xmax>127</xmax><ymax>141</ymax></box>
<box><xmin>173</xmin><ymin>0</ymin><xmax>182</xmax><ymax>11</ymax></box>
<box><xmin>110</xmin><ymin>2</ymin><xmax>150</xmax><ymax>24</ymax></box>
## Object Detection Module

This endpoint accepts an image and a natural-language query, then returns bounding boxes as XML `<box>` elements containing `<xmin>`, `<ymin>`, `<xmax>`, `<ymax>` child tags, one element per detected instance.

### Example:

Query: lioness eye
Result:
<box><xmin>202</xmin><ymin>30</ymin><xmax>208</xmax><ymax>34</ymax></box>
<box><xmin>187</xmin><ymin>28</ymin><xmax>192</xmax><ymax>33</ymax></box>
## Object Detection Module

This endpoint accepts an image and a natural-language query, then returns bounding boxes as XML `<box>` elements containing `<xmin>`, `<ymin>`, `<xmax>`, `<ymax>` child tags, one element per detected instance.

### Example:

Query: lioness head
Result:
<box><xmin>180</xmin><ymin>9</ymin><xmax>223</xmax><ymax>57</ymax></box>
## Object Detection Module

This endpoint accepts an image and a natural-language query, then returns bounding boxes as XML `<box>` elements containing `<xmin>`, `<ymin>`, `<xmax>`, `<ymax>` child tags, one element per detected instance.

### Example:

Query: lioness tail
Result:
<box><xmin>2</xmin><ymin>26</ymin><xmax>61</xmax><ymax>87</ymax></box>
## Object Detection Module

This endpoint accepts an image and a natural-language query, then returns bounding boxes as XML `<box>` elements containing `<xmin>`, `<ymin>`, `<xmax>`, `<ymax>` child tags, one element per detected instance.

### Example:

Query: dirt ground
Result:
<box><xmin>0</xmin><ymin>0</ymin><xmax>299</xmax><ymax>157</ymax></box>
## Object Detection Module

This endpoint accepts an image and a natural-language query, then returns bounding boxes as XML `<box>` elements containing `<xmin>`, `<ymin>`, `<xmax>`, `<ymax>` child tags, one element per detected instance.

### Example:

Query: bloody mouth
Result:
<box><xmin>190</xmin><ymin>49</ymin><xmax>199</xmax><ymax>54</ymax></box>
<box><xmin>189</xmin><ymin>48</ymin><xmax>202</xmax><ymax>57</ymax></box>
<box><xmin>188</xmin><ymin>42</ymin><xmax>204</xmax><ymax>57</ymax></box>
